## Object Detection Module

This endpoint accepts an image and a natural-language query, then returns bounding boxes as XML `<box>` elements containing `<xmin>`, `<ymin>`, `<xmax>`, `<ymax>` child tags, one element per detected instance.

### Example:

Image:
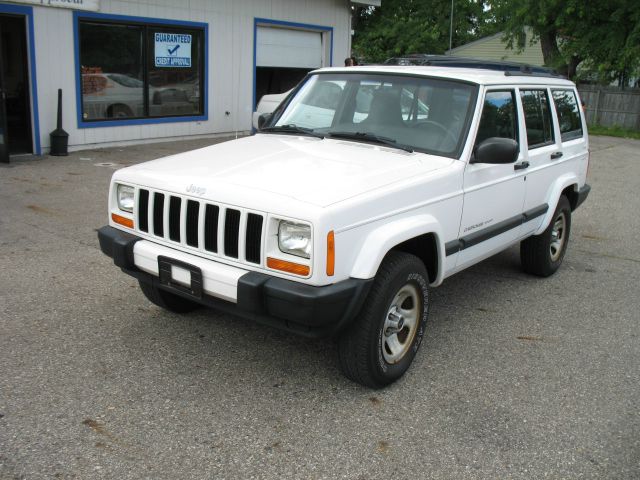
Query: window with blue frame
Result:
<box><xmin>78</xmin><ymin>18</ymin><xmax>204</xmax><ymax>122</ymax></box>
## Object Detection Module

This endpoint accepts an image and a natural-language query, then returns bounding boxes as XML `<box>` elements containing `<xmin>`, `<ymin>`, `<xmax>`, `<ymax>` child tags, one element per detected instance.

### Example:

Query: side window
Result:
<box><xmin>475</xmin><ymin>90</ymin><xmax>518</xmax><ymax>145</ymax></box>
<box><xmin>520</xmin><ymin>89</ymin><xmax>554</xmax><ymax>148</ymax></box>
<box><xmin>552</xmin><ymin>89</ymin><xmax>583</xmax><ymax>141</ymax></box>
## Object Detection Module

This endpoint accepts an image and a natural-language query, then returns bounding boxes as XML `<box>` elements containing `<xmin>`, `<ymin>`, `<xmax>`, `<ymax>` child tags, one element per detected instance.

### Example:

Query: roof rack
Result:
<box><xmin>382</xmin><ymin>55</ymin><xmax>563</xmax><ymax>78</ymax></box>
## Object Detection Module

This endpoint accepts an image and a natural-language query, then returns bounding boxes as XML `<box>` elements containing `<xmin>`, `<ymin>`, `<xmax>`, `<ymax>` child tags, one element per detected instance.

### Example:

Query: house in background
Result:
<box><xmin>446</xmin><ymin>27</ymin><xmax>544</xmax><ymax>66</ymax></box>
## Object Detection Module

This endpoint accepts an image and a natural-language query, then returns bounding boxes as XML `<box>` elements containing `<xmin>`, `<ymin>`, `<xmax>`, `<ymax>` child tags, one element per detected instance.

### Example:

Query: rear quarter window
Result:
<box><xmin>552</xmin><ymin>89</ymin><xmax>584</xmax><ymax>141</ymax></box>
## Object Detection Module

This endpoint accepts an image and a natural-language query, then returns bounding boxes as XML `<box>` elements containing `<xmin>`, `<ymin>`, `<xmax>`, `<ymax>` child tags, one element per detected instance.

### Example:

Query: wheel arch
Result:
<box><xmin>349</xmin><ymin>215</ymin><xmax>445</xmax><ymax>286</ymax></box>
<box><xmin>534</xmin><ymin>175</ymin><xmax>580</xmax><ymax>236</ymax></box>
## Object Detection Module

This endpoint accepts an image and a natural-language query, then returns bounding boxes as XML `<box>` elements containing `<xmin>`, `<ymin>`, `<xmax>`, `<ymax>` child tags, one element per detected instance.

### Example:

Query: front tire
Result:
<box><xmin>138</xmin><ymin>280</ymin><xmax>200</xmax><ymax>313</ymax></box>
<box><xmin>521</xmin><ymin>195</ymin><xmax>572</xmax><ymax>277</ymax></box>
<box><xmin>338</xmin><ymin>251</ymin><xmax>430</xmax><ymax>388</ymax></box>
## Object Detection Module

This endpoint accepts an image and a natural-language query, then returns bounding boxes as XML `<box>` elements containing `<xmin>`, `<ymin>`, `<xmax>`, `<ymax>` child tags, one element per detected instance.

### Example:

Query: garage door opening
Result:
<box><xmin>255</xmin><ymin>67</ymin><xmax>308</xmax><ymax>108</ymax></box>
<box><xmin>254</xmin><ymin>23</ymin><xmax>331</xmax><ymax>109</ymax></box>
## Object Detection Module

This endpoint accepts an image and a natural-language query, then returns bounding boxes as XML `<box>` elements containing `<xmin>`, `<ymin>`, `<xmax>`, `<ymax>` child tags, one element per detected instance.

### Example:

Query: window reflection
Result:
<box><xmin>80</xmin><ymin>23</ymin><xmax>143</xmax><ymax>120</ymax></box>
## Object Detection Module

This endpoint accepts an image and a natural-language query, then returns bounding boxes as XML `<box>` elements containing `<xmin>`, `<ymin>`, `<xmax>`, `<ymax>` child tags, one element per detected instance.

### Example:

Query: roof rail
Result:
<box><xmin>382</xmin><ymin>55</ymin><xmax>563</xmax><ymax>78</ymax></box>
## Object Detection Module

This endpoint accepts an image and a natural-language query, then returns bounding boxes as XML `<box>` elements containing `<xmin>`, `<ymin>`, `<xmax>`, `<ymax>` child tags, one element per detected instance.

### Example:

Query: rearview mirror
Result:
<box><xmin>257</xmin><ymin>113</ymin><xmax>272</xmax><ymax>131</ymax></box>
<box><xmin>472</xmin><ymin>137</ymin><xmax>519</xmax><ymax>164</ymax></box>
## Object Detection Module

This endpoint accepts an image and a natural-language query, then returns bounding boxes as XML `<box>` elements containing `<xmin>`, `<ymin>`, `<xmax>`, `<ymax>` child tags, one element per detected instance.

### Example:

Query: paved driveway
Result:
<box><xmin>1</xmin><ymin>135</ymin><xmax>638</xmax><ymax>479</ymax></box>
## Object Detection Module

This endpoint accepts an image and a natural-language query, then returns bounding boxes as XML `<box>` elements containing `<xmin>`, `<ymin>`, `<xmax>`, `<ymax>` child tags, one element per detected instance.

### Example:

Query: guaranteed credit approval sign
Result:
<box><xmin>154</xmin><ymin>33</ymin><xmax>192</xmax><ymax>67</ymax></box>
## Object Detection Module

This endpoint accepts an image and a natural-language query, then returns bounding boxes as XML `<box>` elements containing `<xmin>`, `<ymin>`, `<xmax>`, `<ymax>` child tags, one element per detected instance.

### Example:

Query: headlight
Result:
<box><xmin>117</xmin><ymin>184</ymin><xmax>135</xmax><ymax>213</ymax></box>
<box><xmin>278</xmin><ymin>221</ymin><xmax>311</xmax><ymax>259</ymax></box>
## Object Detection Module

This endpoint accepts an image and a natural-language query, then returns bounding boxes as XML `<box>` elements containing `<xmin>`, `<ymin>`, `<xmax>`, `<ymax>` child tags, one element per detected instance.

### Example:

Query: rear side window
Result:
<box><xmin>475</xmin><ymin>90</ymin><xmax>518</xmax><ymax>146</ymax></box>
<box><xmin>520</xmin><ymin>89</ymin><xmax>554</xmax><ymax>148</ymax></box>
<box><xmin>552</xmin><ymin>89</ymin><xmax>583</xmax><ymax>141</ymax></box>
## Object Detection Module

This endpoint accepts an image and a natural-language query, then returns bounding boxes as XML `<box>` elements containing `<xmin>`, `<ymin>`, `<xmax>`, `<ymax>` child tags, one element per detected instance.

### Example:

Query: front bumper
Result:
<box><xmin>97</xmin><ymin>226</ymin><xmax>371</xmax><ymax>338</ymax></box>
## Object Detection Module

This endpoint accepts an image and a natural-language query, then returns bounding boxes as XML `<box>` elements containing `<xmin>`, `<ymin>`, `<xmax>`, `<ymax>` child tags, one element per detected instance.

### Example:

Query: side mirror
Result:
<box><xmin>257</xmin><ymin>113</ymin><xmax>272</xmax><ymax>131</ymax></box>
<box><xmin>472</xmin><ymin>137</ymin><xmax>519</xmax><ymax>164</ymax></box>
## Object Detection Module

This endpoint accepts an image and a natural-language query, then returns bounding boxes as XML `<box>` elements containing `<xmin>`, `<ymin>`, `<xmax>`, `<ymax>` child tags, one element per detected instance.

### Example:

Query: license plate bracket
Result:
<box><xmin>158</xmin><ymin>256</ymin><xmax>203</xmax><ymax>299</ymax></box>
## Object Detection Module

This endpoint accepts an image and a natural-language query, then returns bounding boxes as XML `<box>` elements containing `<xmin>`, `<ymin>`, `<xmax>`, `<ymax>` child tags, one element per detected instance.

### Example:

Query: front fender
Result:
<box><xmin>349</xmin><ymin>215</ymin><xmax>445</xmax><ymax>285</ymax></box>
<box><xmin>534</xmin><ymin>174</ymin><xmax>579</xmax><ymax>235</ymax></box>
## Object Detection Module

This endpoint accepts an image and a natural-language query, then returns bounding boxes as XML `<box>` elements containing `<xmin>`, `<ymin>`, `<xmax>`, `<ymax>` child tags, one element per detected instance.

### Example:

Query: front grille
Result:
<box><xmin>153</xmin><ymin>192</ymin><xmax>164</xmax><ymax>237</ymax></box>
<box><xmin>136</xmin><ymin>188</ymin><xmax>264</xmax><ymax>265</ymax></box>
<box><xmin>224</xmin><ymin>209</ymin><xmax>241</xmax><ymax>258</ymax></box>
<box><xmin>185</xmin><ymin>200</ymin><xmax>199</xmax><ymax>247</ymax></box>
<box><xmin>168</xmin><ymin>196</ymin><xmax>181</xmax><ymax>242</ymax></box>
<box><xmin>204</xmin><ymin>204</ymin><xmax>219</xmax><ymax>253</ymax></box>
<box><xmin>138</xmin><ymin>189</ymin><xmax>149</xmax><ymax>232</ymax></box>
<box><xmin>245</xmin><ymin>214</ymin><xmax>263</xmax><ymax>264</ymax></box>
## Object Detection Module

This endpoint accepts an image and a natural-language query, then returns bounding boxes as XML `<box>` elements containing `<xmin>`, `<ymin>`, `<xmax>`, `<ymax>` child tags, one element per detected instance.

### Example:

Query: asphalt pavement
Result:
<box><xmin>1</xmin><ymin>135</ymin><xmax>638</xmax><ymax>479</ymax></box>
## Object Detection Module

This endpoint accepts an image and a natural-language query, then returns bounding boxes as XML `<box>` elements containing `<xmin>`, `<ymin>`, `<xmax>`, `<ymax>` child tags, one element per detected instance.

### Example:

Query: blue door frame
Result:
<box><xmin>0</xmin><ymin>3</ymin><xmax>40</xmax><ymax>155</ymax></box>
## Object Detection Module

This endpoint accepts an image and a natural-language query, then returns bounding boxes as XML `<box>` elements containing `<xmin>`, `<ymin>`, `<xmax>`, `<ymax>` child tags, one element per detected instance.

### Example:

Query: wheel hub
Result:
<box><xmin>385</xmin><ymin>308</ymin><xmax>405</xmax><ymax>335</ymax></box>
<box><xmin>382</xmin><ymin>284</ymin><xmax>421</xmax><ymax>364</ymax></box>
<box><xmin>550</xmin><ymin>212</ymin><xmax>566</xmax><ymax>262</ymax></box>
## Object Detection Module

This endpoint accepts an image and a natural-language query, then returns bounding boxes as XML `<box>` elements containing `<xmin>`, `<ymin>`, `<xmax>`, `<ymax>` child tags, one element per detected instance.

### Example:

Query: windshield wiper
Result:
<box><xmin>327</xmin><ymin>131</ymin><xmax>414</xmax><ymax>153</ymax></box>
<box><xmin>261</xmin><ymin>124</ymin><xmax>325</xmax><ymax>139</ymax></box>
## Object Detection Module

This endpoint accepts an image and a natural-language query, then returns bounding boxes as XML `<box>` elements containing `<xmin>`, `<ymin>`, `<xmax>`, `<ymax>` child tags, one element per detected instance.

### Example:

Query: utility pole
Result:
<box><xmin>448</xmin><ymin>0</ymin><xmax>454</xmax><ymax>54</ymax></box>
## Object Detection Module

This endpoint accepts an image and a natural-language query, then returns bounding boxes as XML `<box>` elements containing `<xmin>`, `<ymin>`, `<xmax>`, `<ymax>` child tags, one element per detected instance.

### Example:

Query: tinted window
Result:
<box><xmin>552</xmin><ymin>89</ymin><xmax>583</xmax><ymax>141</ymax></box>
<box><xmin>475</xmin><ymin>90</ymin><xmax>518</xmax><ymax>145</ymax></box>
<box><xmin>520</xmin><ymin>89</ymin><xmax>554</xmax><ymax>148</ymax></box>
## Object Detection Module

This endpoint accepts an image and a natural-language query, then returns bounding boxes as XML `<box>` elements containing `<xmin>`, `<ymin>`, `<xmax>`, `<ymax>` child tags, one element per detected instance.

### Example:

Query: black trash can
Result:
<box><xmin>49</xmin><ymin>89</ymin><xmax>69</xmax><ymax>156</ymax></box>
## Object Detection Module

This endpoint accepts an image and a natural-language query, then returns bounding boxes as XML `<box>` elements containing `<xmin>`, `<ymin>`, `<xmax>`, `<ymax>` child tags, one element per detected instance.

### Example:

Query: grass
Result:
<box><xmin>588</xmin><ymin>124</ymin><xmax>640</xmax><ymax>140</ymax></box>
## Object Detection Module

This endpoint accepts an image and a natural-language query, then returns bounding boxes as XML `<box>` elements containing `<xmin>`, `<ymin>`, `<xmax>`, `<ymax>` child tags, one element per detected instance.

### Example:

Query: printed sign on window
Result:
<box><xmin>154</xmin><ymin>33</ymin><xmax>192</xmax><ymax>67</ymax></box>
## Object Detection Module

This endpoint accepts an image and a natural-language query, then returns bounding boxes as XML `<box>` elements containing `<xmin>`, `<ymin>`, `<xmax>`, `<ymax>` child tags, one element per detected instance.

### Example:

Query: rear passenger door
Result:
<box><xmin>518</xmin><ymin>88</ymin><xmax>558</xmax><ymax>234</ymax></box>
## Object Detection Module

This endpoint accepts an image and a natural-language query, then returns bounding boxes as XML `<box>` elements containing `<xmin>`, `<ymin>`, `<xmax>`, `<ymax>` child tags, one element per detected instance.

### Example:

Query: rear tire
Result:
<box><xmin>138</xmin><ymin>280</ymin><xmax>200</xmax><ymax>313</ymax></box>
<box><xmin>338</xmin><ymin>251</ymin><xmax>429</xmax><ymax>388</ymax></box>
<box><xmin>521</xmin><ymin>195</ymin><xmax>572</xmax><ymax>277</ymax></box>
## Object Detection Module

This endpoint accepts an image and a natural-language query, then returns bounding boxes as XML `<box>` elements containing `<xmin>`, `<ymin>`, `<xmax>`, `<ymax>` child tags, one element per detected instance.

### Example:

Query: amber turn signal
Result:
<box><xmin>326</xmin><ymin>230</ymin><xmax>335</xmax><ymax>276</ymax></box>
<box><xmin>111</xmin><ymin>212</ymin><xmax>134</xmax><ymax>229</ymax></box>
<box><xmin>267</xmin><ymin>257</ymin><xmax>310</xmax><ymax>276</ymax></box>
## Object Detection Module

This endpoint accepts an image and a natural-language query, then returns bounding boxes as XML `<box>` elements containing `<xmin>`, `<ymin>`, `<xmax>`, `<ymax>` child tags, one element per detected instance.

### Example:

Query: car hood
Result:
<box><xmin>117</xmin><ymin>134</ymin><xmax>455</xmax><ymax>208</ymax></box>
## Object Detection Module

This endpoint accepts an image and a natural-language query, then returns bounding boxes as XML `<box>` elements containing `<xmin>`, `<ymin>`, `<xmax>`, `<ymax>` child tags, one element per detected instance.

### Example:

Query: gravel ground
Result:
<box><xmin>1</xmin><ymin>135</ymin><xmax>638</xmax><ymax>479</ymax></box>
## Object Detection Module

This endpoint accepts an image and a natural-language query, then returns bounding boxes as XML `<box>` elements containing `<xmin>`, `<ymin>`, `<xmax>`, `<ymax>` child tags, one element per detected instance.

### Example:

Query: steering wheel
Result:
<box><xmin>410</xmin><ymin>120</ymin><xmax>458</xmax><ymax>148</ymax></box>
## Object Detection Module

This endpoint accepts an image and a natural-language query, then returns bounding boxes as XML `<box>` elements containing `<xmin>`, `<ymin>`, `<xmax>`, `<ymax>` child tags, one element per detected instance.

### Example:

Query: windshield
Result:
<box><xmin>269</xmin><ymin>73</ymin><xmax>478</xmax><ymax>157</ymax></box>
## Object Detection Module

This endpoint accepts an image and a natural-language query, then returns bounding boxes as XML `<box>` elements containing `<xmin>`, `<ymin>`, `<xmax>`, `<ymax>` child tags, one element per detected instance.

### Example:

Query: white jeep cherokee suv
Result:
<box><xmin>98</xmin><ymin>63</ymin><xmax>590</xmax><ymax>388</ymax></box>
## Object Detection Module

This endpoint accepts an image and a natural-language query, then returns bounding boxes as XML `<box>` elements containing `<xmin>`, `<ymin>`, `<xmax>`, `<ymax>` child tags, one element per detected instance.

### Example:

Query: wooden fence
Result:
<box><xmin>577</xmin><ymin>86</ymin><xmax>640</xmax><ymax>130</ymax></box>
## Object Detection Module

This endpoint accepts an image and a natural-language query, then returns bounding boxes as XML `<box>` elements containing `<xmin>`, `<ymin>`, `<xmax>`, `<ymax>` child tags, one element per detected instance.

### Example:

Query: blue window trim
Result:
<box><xmin>73</xmin><ymin>11</ymin><xmax>208</xmax><ymax>129</ymax></box>
<box><xmin>0</xmin><ymin>3</ymin><xmax>40</xmax><ymax>154</ymax></box>
<box><xmin>253</xmin><ymin>18</ymin><xmax>334</xmax><ymax>111</ymax></box>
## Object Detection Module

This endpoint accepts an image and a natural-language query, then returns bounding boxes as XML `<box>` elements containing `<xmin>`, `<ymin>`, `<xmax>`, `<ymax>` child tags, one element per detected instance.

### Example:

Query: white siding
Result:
<box><xmin>30</xmin><ymin>0</ymin><xmax>351</xmax><ymax>152</ymax></box>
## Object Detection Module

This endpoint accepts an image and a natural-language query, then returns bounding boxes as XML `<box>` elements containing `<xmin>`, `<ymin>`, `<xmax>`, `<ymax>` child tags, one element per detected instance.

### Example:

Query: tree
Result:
<box><xmin>488</xmin><ymin>0</ymin><xmax>640</xmax><ymax>83</ymax></box>
<box><xmin>352</xmin><ymin>0</ymin><xmax>497</xmax><ymax>64</ymax></box>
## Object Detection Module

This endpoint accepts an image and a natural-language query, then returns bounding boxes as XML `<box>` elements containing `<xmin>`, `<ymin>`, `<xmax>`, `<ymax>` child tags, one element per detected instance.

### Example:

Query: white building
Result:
<box><xmin>1</xmin><ymin>0</ymin><xmax>376</xmax><ymax>158</ymax></box>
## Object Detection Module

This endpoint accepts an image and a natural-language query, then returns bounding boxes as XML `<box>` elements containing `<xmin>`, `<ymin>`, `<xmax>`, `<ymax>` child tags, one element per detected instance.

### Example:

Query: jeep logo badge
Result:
<box><xmin>186</xmin><ymin>184</ymin><xmax>206</xmax><ymax>195</ymax></box>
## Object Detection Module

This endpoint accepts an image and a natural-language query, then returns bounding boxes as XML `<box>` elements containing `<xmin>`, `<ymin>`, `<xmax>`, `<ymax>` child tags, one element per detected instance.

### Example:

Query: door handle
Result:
<box><xmin>514</xmin><ymin>161</ymin><xmax>530</xmax><ymax>171</ymax></box>
<box><xmin>550</xmin><ymin>152</ymin><xmax>563</xmax><ymax>160</ymax></box>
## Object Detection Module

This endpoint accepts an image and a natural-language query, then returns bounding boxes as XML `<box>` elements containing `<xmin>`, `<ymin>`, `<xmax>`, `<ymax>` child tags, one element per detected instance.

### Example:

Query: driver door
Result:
<box><xmin>455</xmin><ymin>88</ymin><xmax>526</xmax><ymax>270</ymax></box>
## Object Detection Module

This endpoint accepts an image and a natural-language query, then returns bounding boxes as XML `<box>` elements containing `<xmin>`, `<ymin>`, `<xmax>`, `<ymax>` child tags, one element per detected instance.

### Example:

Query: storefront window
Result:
<box><xmin>78</xmin><ymin>19</ymin><xmax>204</xmax><ymax>122</ymax></box>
